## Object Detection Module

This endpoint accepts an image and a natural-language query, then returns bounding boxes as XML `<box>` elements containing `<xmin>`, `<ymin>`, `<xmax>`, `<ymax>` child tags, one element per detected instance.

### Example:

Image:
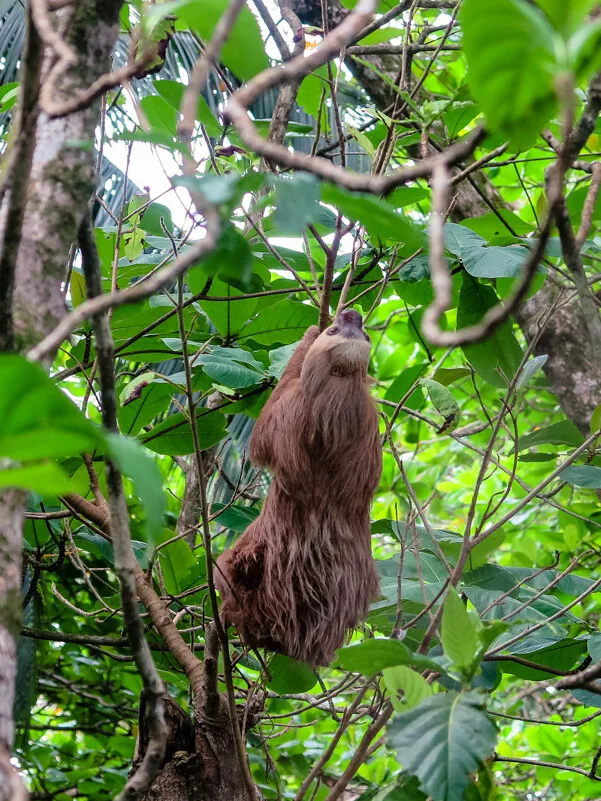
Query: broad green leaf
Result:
<box><xmin>569</xmin><ymin>19</ymin><xmax>601</xmax><ymax>80</ymax></box>
<box><xmin>420</xmin><ymin>379</ymin><xmax>460</xmax><ymax>433</ymax></box>
<box><xmin>154</xmin><ymin>79</ymin><xmax>221</xmax><ymax>138</ymax></box>
<box><xmin>176</xmin><ymin>0</ymin><xmax>268</xmax><ymax>80</ymax></box>
<box><xmin>139</xmin><ymin>95</ymin><xmax>177</xmax><ymax>136</ymax></box>
<box><xmin>240</xmin><ymin>301</ymin><xmax>319</xmax><ymax>346</ymax></box>
<box><xmin>70</xmin><ymin>270</ymin><xmax>86</xmax><ymax>307</ymax></box>
<box><xmin>321</xmin><ymin>184</ymin><xmax>426</xmax><ymax>253</ymax></box>
<box><xmin>118</xmin><ymin>375</ymin><xmax>174</xmax><ymax>436</ymax></box>
<box><xmin>210</xmin><ymin>503</ymin><xmax>260</xmax><ymax>532</ymax></box>
<box><xmin>188</xmin><ymin>225</ymin><xmax>253</xmax><ymax>292</ymax></box>
<box><xmin>512</xmin><ymin>420</ymin><xmax>584</xmax><ymax>452</ymax></box>
<box><xmin>444</xmin><ymin>223</ymin><xmax>486</xmax><ymax>257</ymax></box>
<box><xmin>335</xmin><ymin>639</ymin><xmax>441</xmax><ymax>675</ymax></box>
<box><xmin>441</xmin><ymin>589</ymin><xmax>479</xmax><ymax>670</ymax></box>
<box><xmin>516</xmin><ymin>355</ymin><xmax>548</xmax><ymax>390</ymax></box>
<box><xmin>387</xmin><ymin>692</ymin><xmax>497</xmax><ymax>801</ymax></box>
<box><xmin>461</xmin><ymin>211</ymin><xmax>535</xmax><ymax>239</ymax></box>
<box><xmin>0</xmin><ymin>82</ymin><xmax>19</xmax><ymax>113</ymax></box>
<box><xmin>198</xmin><ymin>279</ymin><xmax>258</xmax><ymax>337</ymax></box>
<box><xmin>106</xmin><ymin>434</ymin><xmax>165</xmax><ymax>544</ymax></box>
<box><xmin>268</xmin><ymin>342</ymin><xmax>299</xmax><ymax>379</ymax></box>
<box><xmin>197</xmin><ymin>348</ymin><xmax>265</xmax><ymax>389</ymax></box>
<box><xmin>462</xmin><ymin>245</ymin><xmax>529</xmax><ymax>279</ymax></box>
<box><xmin>457</xmin><ymin>275</ymin><xmax>524</xmax><ymax>388</ymax></box>
<box><xmin>0</xmin><ymin>355</ymin><xmax>101</xmax><ymax>460</ymax></box>
<box><xmin>433</xmin><ymin>367</ymin><xmax>471</xmax><ymax>387</ymax></box>
<box><xmin>142</xmin><ymin>407</ymin><xmax>227</xmax><ymax>456</ymax></box>
<box><xmin>174</xmin><ymin>172</ymin><xmax>264</xmax><ymax>208</ymax></box>
<box><xmin>383</xmin><ymin>666</ymin><xmax>433</xmax><ymax>712</ymax></box>
<box><xmin>561</xmin><ymin>464</ymin><xmax>601</xmax><ymax>489</ymax></box>
<box><xmin>588</xmin><ymin>633</ymin><xmax>601</xmax><ymax>662</ymax></box>
<box><xmin>159</xmin><ymin>537</ymin><xmax>197</xmax><ymax>594</ymax></box>
<box><xmin>271</xmin><ymin>174</ymin><xmax>320</xmax><ymax>235</ymax></box>
<box><xmin>498</xmin><ymin>639</ymin><xmax>586</xmax><ymax>680</ymax></box>
<box><xmin>461</xmin><ymin>0</ymin><xmax>559</xmax><ymax>147</ymax></box>
<box><xmin>591</xmin><ymin>402</ymin><xmax>601</xmax><ymax>434</ymax></box>
<box><xmin>0</xmin><ymin>463</ymin><xmax>71</xmax><ymax>494</ymax></box>
<box><xmin>267</xmin><ymin>655</ymin><xmax>318</xmax><ymax>693</ymax></box>
<box><xmin>536</xmin><ymin>0</ymin><xmax>597</xmax><ymax>34</ymax></box>
<box><xmin>384</xmin><ymin>364</ymin><xmax>428</xmax><ymax>410</ymax></box>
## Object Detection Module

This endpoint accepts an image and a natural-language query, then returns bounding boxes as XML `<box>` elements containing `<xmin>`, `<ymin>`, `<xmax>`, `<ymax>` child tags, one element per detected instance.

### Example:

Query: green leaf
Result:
<box><xmin>321</xmin><ymin>184</ymin><xmax>426</xmax><ymax>253</ymax></box>
<box><xmin>420</xmin><ymin>379</ymin><xmax>460</xmax><ymax>433</ymax></box>
<box><xmin>461</xmin><ymin>0</ymin><xmax>559</xmax><ymax>147</ymax></box>
<box><xmin>561</xmin><ymin>464</ymin><xmax>601</xmax><ymax>489</ymax></box>
<box><xmin>118</xmin><ymin>375</ymin><xmax>174</xmax><ymax>436</ymax></box>
<box><xmin>240</xmin><ymin>301</ymin><xmax>319</xmax><ymax>347</ymax></box>
<box><xmin>159</xmin><ymin>537</ymin><xmax>197</xmax><ymax>594</ymax></box>
<box><xmin>441</xmin><ymin>589</ymin><xmax>479</xmax><ymax>670</ymax></box>
<box><xmin>569</xmin><ymin>19</ymin><xmax>601</xmax><ymax>80</ymax></box>
<box><xmin>0</xmin><ymin>355</ymin><xmax>101</xmax><ymax>461</ymax></box>
<box><xmin>463</xmin><ymin>245</ymin><xmax>530</xmax><ymax>279</ymax></box>
<box><xmin>535</xmin><ymin>0</ymin><xmax>597</xmax><ymax>34</ymax></box>
<box><xmin>433</xmin><ymin>367</ymin><xmax>471</xmax><ymax>387</ymax></box>
<box><xmin>387</xmin><ymin>692</ymin><xmax>497</xmax><ymax>801</ymax></box>
<box><xmin>268</xmin><ymin>342</ymin><xmax>299</xmax><ymax>379</ymax></box>
<box><xmin>271</xmin><ymin>174</ymin><xmax>321</xmax><ymax>235</ymax></box>
<box><xmin>516</xmin><ymin>355</ymin><xmax>548</xmax><ymax>390</ymax></box>
<box><xmin>591</xmin><ymin>403</ymin><xmax>601</xmax><ymax>435</ymax></box>
<box><xmin>444</xmin><ymin>223</ymin><xmax>486</xmax><ymax>257</ymax></box>
<box><xmin>266</xmin><ymin>655</ymin><xmax>318</xmax><ymax>693</ymax></box>
<box><xmin>457</xmin><ymin>275</ymin><xmax>524</xmax><ymax>388</ymax></box>
<box><xmin>70</xmin><ymin>270</ymin><xmax>86</xmax><ymax>307</ymax></box>
<box><xmin>197</xmin><ymin>279</ymin><xmax>258</xmax><ymax>337</ymax></box>
<box><xmin>106</xmin><ymin>435</ymin><xmax>165</xmax><ymax>544</ymax></box>
<box><xmin>383</xmin><ymin>666</ymin><xmax>433</xmax><ymax>712</ymax></box>
<box><xmin>210</xmin><ymin>503</ymin><xmax>260</xmax><ymax>532</ymax></box>
<box><xmin>141</xmin><ymin>407</ymin><xmax>227</xmax><ymax>456</ymax></box>
<box><xmin>154</xmin><ymin>79</ymin><xmax>221</xmax><ymax>137</ymax></box>
<box><xmin>176</xmin><ymin>0</ymin><xmax>268</xmax><ymax>80</ymax></box>
<box><xmin>139</xmin><ymin>95</ymin><xmax>177</xmax><ymax>137</ymax></box>
<box><xmin>197</xmin><ymin>347</ymin><xmax>265</xmax><ymax>389</ymax></box>
<box><xmin>188</xmin><ymin>225</ymin><xmax>253</xmax><ymax>292</ymax></box>
<box><xmin>0</xmin><ymin>463</ymin><xmax>72</xmax><ymax>494</ymax></box>
<box><xmin>335</xmin><ymin>639</ymin><xmax>441</xmax><ymax>675</ymax></box>
<box><xmin>513</xmin><ymin>420</ymin><xmax>584</xmax><ymax>452</ymax></box>
<box><xmin>174</xmin><ymin>172</ymin><xmax>264</xmax><ymax>208</ymax></box>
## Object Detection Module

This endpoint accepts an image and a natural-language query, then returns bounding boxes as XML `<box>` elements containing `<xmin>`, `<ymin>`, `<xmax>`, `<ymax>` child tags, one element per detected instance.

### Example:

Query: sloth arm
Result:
<box><xmin>250</xmin><ymin>326</ymin><xmax>319</xmax><ymax>469</ymax></box>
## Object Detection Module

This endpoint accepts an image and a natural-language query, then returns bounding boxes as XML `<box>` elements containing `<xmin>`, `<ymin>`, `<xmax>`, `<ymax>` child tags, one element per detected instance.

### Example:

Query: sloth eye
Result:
<box><xmin>327</xmin><ymin>326</ymin><xmax>339</xmax><ymax>336</ymax></box>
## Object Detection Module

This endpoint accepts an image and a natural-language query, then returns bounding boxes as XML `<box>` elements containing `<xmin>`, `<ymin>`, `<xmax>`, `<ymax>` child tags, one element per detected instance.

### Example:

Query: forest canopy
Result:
<box><xmin>2</xmin><ymin>1</ymin><xmax>601</xmax><ymax>800</ymax></box>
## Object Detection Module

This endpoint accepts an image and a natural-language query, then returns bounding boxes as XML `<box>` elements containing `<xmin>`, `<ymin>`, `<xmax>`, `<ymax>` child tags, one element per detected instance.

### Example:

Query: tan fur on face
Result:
<box><xmin>215</xmin><ymin>323</ymin><xmax>382</xmax><ymax>666</ymax></box>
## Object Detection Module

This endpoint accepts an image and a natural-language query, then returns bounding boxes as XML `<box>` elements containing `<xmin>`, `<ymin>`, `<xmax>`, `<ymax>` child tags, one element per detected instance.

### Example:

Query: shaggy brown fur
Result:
<box><xmin>215</xmin><ymin>310</ymin><xmax>382</xmax><ymax>665</ymax></box>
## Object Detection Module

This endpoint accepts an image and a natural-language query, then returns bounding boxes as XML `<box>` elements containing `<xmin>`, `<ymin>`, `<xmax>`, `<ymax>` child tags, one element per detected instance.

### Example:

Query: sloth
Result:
<box><xmin>215</xmin><ymin>309</ymin><xmax>382</xmax><ymax>665</ymax></box>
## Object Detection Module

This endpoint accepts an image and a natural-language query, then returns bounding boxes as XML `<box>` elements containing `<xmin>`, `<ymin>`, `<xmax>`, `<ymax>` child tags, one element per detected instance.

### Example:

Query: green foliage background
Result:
<box><xmin>3</xmin><ymin>0</ymin><xmax>601</xmax><ymax>799</ymax></box>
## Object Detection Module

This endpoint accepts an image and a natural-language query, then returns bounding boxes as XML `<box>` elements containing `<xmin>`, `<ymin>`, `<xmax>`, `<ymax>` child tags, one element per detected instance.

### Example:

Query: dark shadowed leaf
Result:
<box><xmin>387</xmin><ymin>692</ymin><xmax>497</xmax><ymax>801</ymax></box>
<box><xmin>106</xmin><ymin>434</ymin><xmax>165</xmax><ymax>544</ymax></box>
<box><xmin>266</xmin><ymin>655</ymin><xmax>318</xmax><ymax>694</ymax></box>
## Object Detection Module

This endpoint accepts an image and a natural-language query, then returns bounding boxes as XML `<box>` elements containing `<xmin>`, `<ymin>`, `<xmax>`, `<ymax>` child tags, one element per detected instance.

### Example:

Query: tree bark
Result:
<box><xmin>0</xmin><ymin>2</ymin><xmax>124</xmax><ymax>795</ymax></box>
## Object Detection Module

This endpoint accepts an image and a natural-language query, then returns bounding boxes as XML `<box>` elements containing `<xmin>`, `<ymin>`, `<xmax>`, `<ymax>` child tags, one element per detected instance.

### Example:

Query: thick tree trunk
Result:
<box><xmin>291</xmin><ymin>0</ymin><xmax>601</xmax><ymax>434</ymax></box>
<box><xmin>0</xmin><ymin>3</ymin><xmax>123</xmax><ymax>795</ymax></box>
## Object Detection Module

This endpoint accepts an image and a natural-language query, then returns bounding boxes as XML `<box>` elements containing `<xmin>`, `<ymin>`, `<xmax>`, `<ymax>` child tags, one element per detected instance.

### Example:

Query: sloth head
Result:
<box><xmin>305</xmin><ymin>309</ymin><xmax>371</xmax><ymax>380</ymax></box>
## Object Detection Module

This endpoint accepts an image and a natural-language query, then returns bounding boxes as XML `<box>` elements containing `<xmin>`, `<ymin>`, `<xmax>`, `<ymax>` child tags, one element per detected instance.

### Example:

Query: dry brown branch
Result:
<box><xmin>32</xmin><ymin>0</ymin><xmax>156</xmax><ymax>119</ymax></box>
<box><xmin>421</xmin><ymin>150</ymin><xmax>567</xmax><ymax>347</ymax></box>
<box><xmin>224</xmin><ymin>0</ymin><xmax>485</xmax><ymax>193</ymax></box>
